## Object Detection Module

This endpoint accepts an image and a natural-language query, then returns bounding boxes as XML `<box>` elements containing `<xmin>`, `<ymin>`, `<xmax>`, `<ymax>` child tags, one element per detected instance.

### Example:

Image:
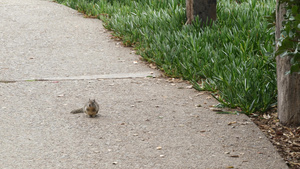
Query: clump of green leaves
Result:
<box><xmin>56</xmin><ymin>0</ymin><xmax>277</xmax><ymax>115</ymax></box>
<box><xmin>276</xmin><ymin>0</ymin><xmax>300</xmax><ymax>73</ymax></box>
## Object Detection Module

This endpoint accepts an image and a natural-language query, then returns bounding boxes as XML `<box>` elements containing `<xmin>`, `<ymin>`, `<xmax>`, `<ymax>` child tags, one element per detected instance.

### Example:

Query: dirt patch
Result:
<box><xmin>251</xmin><ymin>110</ymin><xmax>300</xmax><ymax>168</ymax></box>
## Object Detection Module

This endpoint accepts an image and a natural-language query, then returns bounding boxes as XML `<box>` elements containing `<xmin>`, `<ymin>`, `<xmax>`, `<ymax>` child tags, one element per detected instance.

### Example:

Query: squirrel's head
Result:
<box><xmin>88</xmin><ymin>99</ymin><xmax>97</xmax><ymax>107</ymax></box>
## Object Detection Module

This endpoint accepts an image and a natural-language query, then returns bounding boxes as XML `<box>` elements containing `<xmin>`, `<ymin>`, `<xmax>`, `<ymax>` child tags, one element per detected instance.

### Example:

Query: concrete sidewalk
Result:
<box><xmin>0</xmin><ymin>0</ymin><xmax>288</xmax><ymax>168</ymax></box>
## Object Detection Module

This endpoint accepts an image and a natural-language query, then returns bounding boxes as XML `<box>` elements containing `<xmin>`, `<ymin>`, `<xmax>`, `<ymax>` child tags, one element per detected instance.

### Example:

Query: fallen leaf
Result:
<box><xmin>240</xmin><ymin>122</ymin><xmax>250</xmax><ymax>125</ymax></box>
<box><xmin>230</xmin><ymin>155</ymin><xmax>239</xmax><ymax>158</ymax></box>
<box><xmin>186</xmin><ymin>85</ymin><xmax>193</xmax><ymax>89</ymax></box>
<box><xmin>276</xmin><ymin>130</ymin><xmax>283</xmax><ymax>135</ymax></box>
<box><xmin>149</xmin><ymin>63</ymin><xmax>157</xmax><ymax>69</ymax></box>
<box><xmin>263</xmin><ymin>114</ymin><xmax>271</xmax><ymax>119</ymax></box>
<box><xmin>210</xmin><ymin>108</ymin><xmax>223</xmax><ymax>112</ymax></box>
<box><xmin>228</xmin><ymin>121</ymin><xmax>237</xmax><ymax>125</ymax></box>
<box><xmin>292</xmin><ymin>142</ymin><xmax>300</xmax><ymax>147</ymax></box>
<box><xmin>196</xmin><ymin>92</ymin><xmax>205</xmax><ymax>96</ymax></box>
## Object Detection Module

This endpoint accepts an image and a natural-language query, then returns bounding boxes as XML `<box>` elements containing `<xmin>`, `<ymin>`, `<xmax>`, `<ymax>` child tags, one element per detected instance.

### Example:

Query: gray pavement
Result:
<box><xmin>0</xmin><ymin>0</ymin><xmax>288</xmax><ymax>168</ymax></box>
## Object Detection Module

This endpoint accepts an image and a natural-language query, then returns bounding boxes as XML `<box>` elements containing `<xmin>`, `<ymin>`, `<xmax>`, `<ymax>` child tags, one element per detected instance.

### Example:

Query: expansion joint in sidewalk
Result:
<box><xmin>0</xmin><ymin>72</ymin><xmax>159</xmax><ymax>83</ymax></box>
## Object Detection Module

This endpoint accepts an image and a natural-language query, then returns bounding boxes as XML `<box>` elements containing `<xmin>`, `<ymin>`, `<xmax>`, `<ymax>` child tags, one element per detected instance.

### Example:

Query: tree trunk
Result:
<box><xmin>186</xmin><ymin>0</ymin><xmax>194</xmax><ymax>24</ymax></box>
<box><xmin>276</xmin><ymin>0</ymin><xmax>300</xmax><ymax>126</ymax></box>
<box><xmin>186</xmin><ymin>0</ymin><xmax>217</xmax><ymax>25</ymax></box>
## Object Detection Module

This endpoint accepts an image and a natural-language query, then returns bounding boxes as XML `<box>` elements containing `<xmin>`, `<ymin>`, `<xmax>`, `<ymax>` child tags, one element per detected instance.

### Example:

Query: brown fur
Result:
<box><xmin>70</xmin><ymin>99</ymin><xmax>99</xmax><ymax>118</ymax></box>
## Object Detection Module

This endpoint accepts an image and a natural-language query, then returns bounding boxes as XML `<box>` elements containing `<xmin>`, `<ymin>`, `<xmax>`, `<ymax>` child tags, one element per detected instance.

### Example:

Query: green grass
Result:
<box><xmin>55</xmin><ymin>0</ymin><xmax>277</xmax><ymax>115</ymax></box>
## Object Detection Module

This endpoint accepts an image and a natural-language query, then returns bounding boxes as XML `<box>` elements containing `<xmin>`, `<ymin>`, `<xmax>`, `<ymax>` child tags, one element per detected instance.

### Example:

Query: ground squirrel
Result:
<box><xmin>70</xmin><ymin>99</ymin><xmax>99</xmax><ymax>118</ymax></box>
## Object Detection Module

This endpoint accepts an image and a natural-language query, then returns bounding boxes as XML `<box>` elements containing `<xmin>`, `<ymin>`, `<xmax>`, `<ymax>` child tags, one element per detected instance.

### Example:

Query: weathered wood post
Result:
<box><xmin>275</xmin><ymin>0</ymin><xmax>300</xmax><ymax>126</ymax></box>
<box><xmin>186</xmin><ymin>0</ymin><xmax>217</xmax><ymax>25</ymax></box>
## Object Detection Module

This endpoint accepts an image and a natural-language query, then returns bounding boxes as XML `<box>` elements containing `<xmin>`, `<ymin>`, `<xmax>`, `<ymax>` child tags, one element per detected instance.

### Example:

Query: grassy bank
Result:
<box><xmin>56</xmin><ymin>0</ymin><xmax>277</xmax><ymax>115</ymax></box>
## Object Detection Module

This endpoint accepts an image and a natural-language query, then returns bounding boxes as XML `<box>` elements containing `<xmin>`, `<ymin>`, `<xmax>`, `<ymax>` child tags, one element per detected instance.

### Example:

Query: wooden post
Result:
<box><xmin>186</xmin><ymin>0</ymin><xmax>217</xmax><ymax>25</ymax></box>
<box><xmin>275</xmin><ymin>0</ymin><xmax>300</xmax><ymax>126</ymax></box>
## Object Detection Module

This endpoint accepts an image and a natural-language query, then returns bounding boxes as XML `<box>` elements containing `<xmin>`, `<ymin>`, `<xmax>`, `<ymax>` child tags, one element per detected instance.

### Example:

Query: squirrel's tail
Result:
<box><xmin>70</xmin><ymin>108</ymin><xmax>84</xmax><ymax>114</ymax></box>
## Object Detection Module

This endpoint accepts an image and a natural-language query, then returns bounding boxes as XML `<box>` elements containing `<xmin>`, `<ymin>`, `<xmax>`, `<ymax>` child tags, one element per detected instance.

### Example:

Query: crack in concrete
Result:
<box><xmin>0</xmin><ymin>72</ymin><xmax>159</xmax><ymax>83</ymax></box>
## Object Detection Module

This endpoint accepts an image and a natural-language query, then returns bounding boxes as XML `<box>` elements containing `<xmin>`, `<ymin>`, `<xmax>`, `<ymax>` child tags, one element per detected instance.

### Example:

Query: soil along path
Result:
<box><xmin>0</xmin><ymin>0</ymin><xmax>287</xmax><ymax>168</ymax></box>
